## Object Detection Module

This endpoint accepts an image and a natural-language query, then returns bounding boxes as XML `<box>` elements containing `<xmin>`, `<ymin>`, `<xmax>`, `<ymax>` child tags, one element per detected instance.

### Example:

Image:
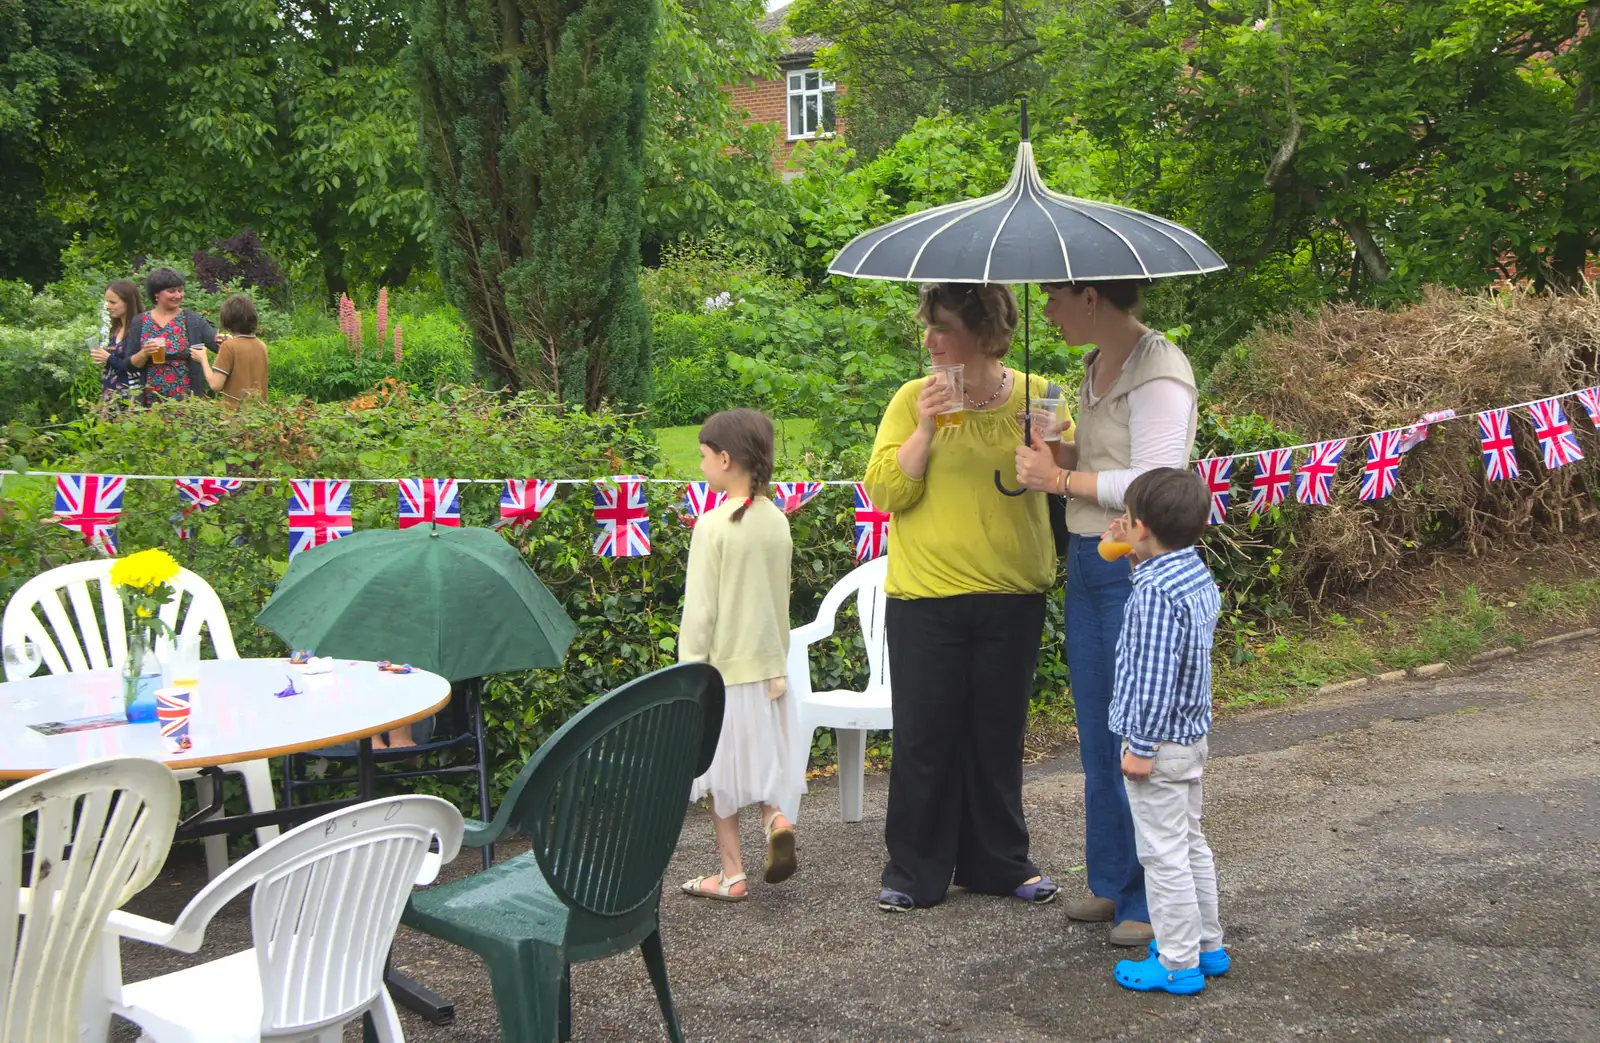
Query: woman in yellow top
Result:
<box><xmin>865</xmin><ymin>282</ymin><xmax>1072</xmax><ymax>912</ymax></box>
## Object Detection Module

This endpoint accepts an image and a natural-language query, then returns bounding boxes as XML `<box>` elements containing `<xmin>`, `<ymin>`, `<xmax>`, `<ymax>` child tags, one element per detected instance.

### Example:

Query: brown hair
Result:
<box><xmin>698</xmin><ymin>408</ymin><xmax>775</xmax><ymax>522</ymax></box>
<box><xmin>105</xmin><ymin>279</ymin><xmax>142</xmax><ymax>339</ymax></box>
<box><xmin>915</xmin><ymin>282</ymin><xmax>1019</xmax><ymax>358</ymax></box>
<box><xmin>1125</xmin><ymin>467</ymin><xmax>1209</xmax><ymax>549</ymax></box>
<box><xmin>219</xmin><ymin>292</ymin><xmax>259</xmax><ymax>335</ymax></box>
<box><xmin>1041</xmin><ymin>279</ymin><xmax>1148</xmax><ymax>313</ymax></box>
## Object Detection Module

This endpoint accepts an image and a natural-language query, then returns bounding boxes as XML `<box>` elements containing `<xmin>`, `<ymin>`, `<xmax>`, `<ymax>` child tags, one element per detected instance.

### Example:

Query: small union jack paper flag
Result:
<box><xmin>1528</xmin><ymin>397</ymin><xmax>1584</xmax><ymax>469</ymax></box>
<box><xmin>54</xmin><ymin>474</ymin><xmax>125</xmax><ymax>555</ymax></box>
<box><xmin>287</xmin><ymin>479</ymin><xmax>352</xmax><ymax>561</ymax></box>
<box><xmin>1359</xmin><ymin>430</ymin><xmax>1404</xmax><ymax>501</ymax></box>
<box><xmin>499</xmin><ymin>479</ymin><xmax>556</xmax><ymax>528</ymax></box>
<box><xmin>681</xmin><ymin>482</ymin><xmax>727</xmax><ymax>525</ymax></box>
<box><xmin>1295</xmin><ymin>439</ymin><xmax>1346</xmax><ymax>506</ymax></box>
<box><xmin>774</xmin><ymin>481</ymin><xmax>824</xmax><ymax>515</ymax></box>
<box><xmin>1477</xmin><ymin>409</ymin><xmax>1519</xmax><ymax>482</ymax></box>
<box><xmin>1575</xmin><ymin>387</ymin><xmax>1600</xmax><ymax>434</ymax></box>
<box><xmin>174</xmin><ymin>477</ymin><xmax>243</xmax><ymax>539</ymax></box>
<box><xmin>1194</xmin><ymin>457</ymin><xmax>1233</xmax><ymax>525</ymax></box>
<box><xmin>593</xmin><ymin>475</ymin><xmax>650</xmax><ymax>558</ymax></box>
<box><xmin>854</xmin><ymin>483</ymin><xmax>890</xmax><ymax>560</ymax></box>
<box><xmin>157</xmin><ymin>688</ymin><xmax>192</xmax><ymax>752</ymax></box>
<box><xmin>1249</xmin><ymin>448</ymin><xmax>1294</xmax><ymax>515</ymax></box>
<box><xmin>398</xmin><ymin>478</ymin><xmax>462</xmax><ymax>529</ymax></box>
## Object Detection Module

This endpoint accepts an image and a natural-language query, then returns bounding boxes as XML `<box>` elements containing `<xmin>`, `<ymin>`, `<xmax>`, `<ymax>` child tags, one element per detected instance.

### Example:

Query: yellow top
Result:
<box><xmin>865</xmin><ymin>370</ymin><xmax>1073</xmax><ymax>600</ymax></box>
<box><xmin>677</xmin><ymin>496</ymin><xmax>793</xmax><ymax>685</ymax></box>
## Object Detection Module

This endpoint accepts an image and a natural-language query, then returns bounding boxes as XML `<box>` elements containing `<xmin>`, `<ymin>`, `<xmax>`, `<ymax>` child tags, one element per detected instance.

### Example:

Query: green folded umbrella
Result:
<box><xmin>256</xmin><ymin>526</ymin><xmax>577</xmax><ymax>681</ymax></box>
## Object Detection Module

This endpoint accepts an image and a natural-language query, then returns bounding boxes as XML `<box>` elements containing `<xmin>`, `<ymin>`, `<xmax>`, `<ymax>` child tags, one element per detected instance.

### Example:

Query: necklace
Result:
<box><xmin>965</xmin><ymin>369</ymin><xmax>1010</xmax><ymax>409</ymax></box>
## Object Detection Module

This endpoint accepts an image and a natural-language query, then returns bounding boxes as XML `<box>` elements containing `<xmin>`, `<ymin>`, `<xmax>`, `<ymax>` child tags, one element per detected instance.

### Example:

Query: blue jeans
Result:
<box><xmin>1064</xmin><ymin>532</ymin><xmax>1149</xmax><ymax>924</ymax></box>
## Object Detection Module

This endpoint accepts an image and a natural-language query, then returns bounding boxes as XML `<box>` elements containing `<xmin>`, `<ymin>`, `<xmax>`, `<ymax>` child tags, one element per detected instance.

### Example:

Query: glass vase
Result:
<box><xmin>123</xmin><ymin>628</ymin><xmax>162</xmax><ymax>722</ymax></box>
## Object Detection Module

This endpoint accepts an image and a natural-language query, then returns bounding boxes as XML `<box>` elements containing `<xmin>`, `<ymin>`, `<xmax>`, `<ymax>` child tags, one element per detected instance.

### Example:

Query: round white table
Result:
<box><xmin>0</xmin><ymin>657</ymin><xmax>451</xmax><ymax>779</ymax></box>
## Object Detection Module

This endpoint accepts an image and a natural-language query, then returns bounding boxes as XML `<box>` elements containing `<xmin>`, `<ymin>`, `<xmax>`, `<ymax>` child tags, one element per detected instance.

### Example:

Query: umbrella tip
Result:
<box><xmin>1020</xmin><ymin>98</ymin><xmax>1030</xmax><ymax>142</ymax></box>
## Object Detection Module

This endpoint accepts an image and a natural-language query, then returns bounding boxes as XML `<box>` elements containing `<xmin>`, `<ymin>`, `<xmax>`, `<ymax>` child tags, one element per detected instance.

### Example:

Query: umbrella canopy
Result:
<box><xmin>829</xmin><ymin>140</ymin><xmax>1225</xmax><ymax>285</ymax></box>
<box><xmin>256</xmin><ymin>526</ymin><xmax>577</xmax><ymax>682</ymax></box>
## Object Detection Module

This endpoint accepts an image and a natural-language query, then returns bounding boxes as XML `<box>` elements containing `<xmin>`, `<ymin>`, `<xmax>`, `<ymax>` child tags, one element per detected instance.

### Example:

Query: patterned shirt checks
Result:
<box><xmin>1110</xmin><ymin>546</ymin><xmax>1222</xmax><ymax>758</ymax></box>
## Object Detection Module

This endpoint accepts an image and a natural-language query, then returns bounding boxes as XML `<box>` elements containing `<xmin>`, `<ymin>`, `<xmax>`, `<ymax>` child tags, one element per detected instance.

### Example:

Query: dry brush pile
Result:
<box><xmin>1208</xmin><ymin>285</ymin><xmax>1600</xmax><ymax>598</ymax></box>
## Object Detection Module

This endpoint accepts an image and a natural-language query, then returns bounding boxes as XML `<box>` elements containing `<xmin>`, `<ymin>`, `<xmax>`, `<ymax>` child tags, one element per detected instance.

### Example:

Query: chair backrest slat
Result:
<box><xmin>0</xmin><ymin>757</ymin><xmax>179</xmax><ymax>1043</ymax></box>
<box><xmin>513</xmin><ymin>663</ymin><xmax>723</xmax><ymax>918</ymax></box>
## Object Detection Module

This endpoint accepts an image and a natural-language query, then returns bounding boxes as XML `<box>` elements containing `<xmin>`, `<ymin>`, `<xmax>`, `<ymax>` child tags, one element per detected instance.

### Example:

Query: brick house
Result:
<box><xmin>730</xmin><ymin>3</ymin><xmax>842</xmax><ymax>175</ymax></box>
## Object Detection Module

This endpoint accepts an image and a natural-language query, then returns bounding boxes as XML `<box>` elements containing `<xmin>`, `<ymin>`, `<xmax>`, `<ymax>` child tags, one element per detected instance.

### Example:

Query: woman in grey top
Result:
<box><xmin>1014</xmin><ymin>279</ymin><xmax>1198</xmax><ymax>947</ymax></box>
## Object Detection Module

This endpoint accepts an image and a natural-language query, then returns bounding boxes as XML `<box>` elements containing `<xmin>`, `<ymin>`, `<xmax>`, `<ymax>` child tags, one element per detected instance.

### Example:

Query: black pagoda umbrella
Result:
<box><xmin>829</xmin><ymin>100</ymin><xmax>1226</xmax><ymax>494</ymax></box>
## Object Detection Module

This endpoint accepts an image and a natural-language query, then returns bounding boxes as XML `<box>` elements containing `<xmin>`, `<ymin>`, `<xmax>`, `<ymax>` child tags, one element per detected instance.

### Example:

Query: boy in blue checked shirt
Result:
<box><xmin>1102</xmin><ymin>467</ymin><xmax>1229</xmax><ymax>996</ymax></box>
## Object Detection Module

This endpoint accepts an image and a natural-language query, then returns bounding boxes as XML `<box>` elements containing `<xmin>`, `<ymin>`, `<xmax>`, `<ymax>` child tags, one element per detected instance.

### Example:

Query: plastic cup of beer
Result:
<box><xmin>1017</xmin><ymin>395</ymin><xmax>1068</xmax><ymax>442</ymax></box>
<box><xmin>930</xmin><ymin>364</ymin><xmax>965</xmax><ymax>429</ymax></box>
<box><xmin>168</xmin><ymin>634</ymin><xmax>200</xmax><ymax>691</ymax></box>
<box><xmin>146</xmin><ymin>334</ymin><xmax>167</xmax><ymax>365</ymax></box>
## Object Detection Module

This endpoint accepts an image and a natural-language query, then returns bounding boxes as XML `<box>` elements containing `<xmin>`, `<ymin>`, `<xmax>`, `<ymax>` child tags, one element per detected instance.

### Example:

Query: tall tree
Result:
<box><xmin>411</xmin><ymin>0</ymin><xmax>655</xmax><ymax>407</ymax></box>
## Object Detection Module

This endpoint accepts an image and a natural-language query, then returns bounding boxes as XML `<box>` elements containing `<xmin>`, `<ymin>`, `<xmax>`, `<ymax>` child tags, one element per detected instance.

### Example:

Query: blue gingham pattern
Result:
<box><xmin>1110</xmin><ymin>547</ymin><xmax>1222</xmax><ymax>758</ymax></box>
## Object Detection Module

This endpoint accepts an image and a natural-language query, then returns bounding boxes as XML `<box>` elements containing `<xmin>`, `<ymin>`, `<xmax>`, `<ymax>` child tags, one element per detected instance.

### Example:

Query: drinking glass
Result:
<box><xmin>2</xmin><ymin>638</ymin><xmax>42</xmax><ymax>679</ymax></box>
<box><xmin>1016</xmin><ymin>395</ymin><xmax>1068</xmax><ymax>442</ymax></box>
<box><xmin>930</xmin><ymin>364</ymin><xmax>965</xmax><ymax>429</ymax></box>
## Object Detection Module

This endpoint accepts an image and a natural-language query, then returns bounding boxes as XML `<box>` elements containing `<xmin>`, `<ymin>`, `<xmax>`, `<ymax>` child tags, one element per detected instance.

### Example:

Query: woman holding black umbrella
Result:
<box><xmin>1013</xmin><ymin>279</ymin><xmax>1199</xmax><ymax>948</ymax></box>
<box><xmin>865</xmin><ymin>281</ymin><xmax>1069</xmax><ymax>913</ymax></box>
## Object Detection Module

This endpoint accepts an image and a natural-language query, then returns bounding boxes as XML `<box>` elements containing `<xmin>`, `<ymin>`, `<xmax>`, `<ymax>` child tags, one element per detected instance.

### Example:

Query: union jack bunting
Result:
<box><xmin>1575</xmin><ymin>387</ymin><xmax>1600</xmax><ymax>434</ymax></box>
<box><xmin>593</xmin><ymin>475</ymin><xmax>650</xmax><ymax>557</ymax></box>
<box><xmin>1194</xmin><ymin>457</ymin><xmax>1233</xmax><ymax>525</ymax></box>
<box><xmin>1295</xmin><ymin>439</ymin><xmax>1347</xmax><ymax>506</ymax></box>
<box><xmin>1528</xmin><ymin>397</ymin><xmax>1585</xmax><ymax>469</ymax></box>
<box><xmin>854</xmin><ymin>483</ymin><xmax>890</xmax><ymax>560</ymax></box>
<box><xmin>54</xmin><ymin>474</ymin><xmax>125</xmax><ymax>555</ymax></box>
<box><xmin>681</xmin><ymin>482</ymin><xmax>727</xmax><ymax>525</ymax></box>
<box><xmin>287</xmin><ymin>479</ymin><xmax>352</xmax><ymax>560</ymax></box>
<box><xmin>1249</xmin><ymin>448</ymin><xmax>1294</xmax><ymax>515</ymax></box>
<box><xmin>499</xmin><ymin>479</ymin><xmax>556</xmax><ymax>528</ymax></box>
<box><xmin>174</xmin><ymin>477</ymin><xmax>243</xmax><ymax>539</ymax></box>
<box><xmin>1358</xmin><ymin>430</ymin><xmax>1404</xmax><ymax>501</ymax></box>
<box><xmin>773</xmin><ymin>481</ymin><xmax>824</xmax><ymax>515</ymax></box>
<box><xmin>397</xmin><ymin>478</ymin><xmax>462</xmax><ymax>529</ymax></box>
<box><xmin>157</xmin><ymin>688</ymin><xmax>191</xmax><ymax>751</ymax></box>
<box><xmin>1477</xmin><ymin>409</ymin><xmax>1519</xmax><ymax>482</ymax></box>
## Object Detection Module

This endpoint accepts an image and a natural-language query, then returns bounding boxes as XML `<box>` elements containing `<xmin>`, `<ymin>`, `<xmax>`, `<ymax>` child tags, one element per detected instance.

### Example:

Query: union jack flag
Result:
<box><xmin>1194</xmin><ymin>457</ymin><xmax>1233</xmax><ymax>525</ymax></box>
<box><xmin>499</xmin><ymin>479</ymin><xmax>556</xmax><ymax>528</ymax></box>
<box><xmin>1295</xmin><ymin>439</ymin><xmax>1346</xmax><ymax>506</ymax></box>
<box><xmin>1528</xmin><ymin>397</ymin><xmax>1584</xmax><ymax>469</ymax></box>
<box><xmin>1359</xmin><ymin>430</ymin><xmax>1404</xmax><ymax>501</ymax></box>
<box><xmin>157</xmin><ymin>688</ymin><xmax>191</xmax><ymax>750</ymax></box>
<box><xmin>1249</xmin><ymin>449</ymin><xmax>1294</xmax><ymax>515</ymax></box>
<box><xmin>681</xmin><ymin>482</ymin><xmax>727</xmax><ymax>525</ymax></box>
<box><xmin>174</xmin><ymin>477</ymin><xmax>243</xmax><ymax>539</ymax></box>
<box><xmin>773</xmin><ymin>481</ymin><xmax>823</xmax><ymax>515</ymax></box>
<box><xmin>54</xmin><ymin>474</ymin><xmax>125</xmax><ymax>555</ymax></box>
<box><xmin>1575</xmin><ymin>387</ymin><xmax>1600</xmax><ymax>434</ymax></box>
<box><xmin>593</xmin><ymin>475</ymin><xmax>650</xmax><ymax>557</ymax></box>
<box><xmin>397</xmin><ymin>478</ymin><xmax>461</xmax><ymax>529</ymax></box>
<box><xmin>1477</xmin><ymin>409</ymin><xmax>1519</xmax><ymax>482</ymax></box>
<box><xmin>854</xmin><ymin>483</ymin><xmax>890</xmax><ymax>560</ymax></box>
<box><xmin>287</xmin><ymin>479</ymin><xmax>352</xmax><ymax>560</ymax></box>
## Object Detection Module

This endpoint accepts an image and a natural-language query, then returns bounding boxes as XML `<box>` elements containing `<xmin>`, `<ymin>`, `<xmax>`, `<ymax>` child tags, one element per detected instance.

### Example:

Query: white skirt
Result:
<box><xmin>690</xmin><ymin>679</ymin><xmax>806</xmax><ymax>820</ymax></box>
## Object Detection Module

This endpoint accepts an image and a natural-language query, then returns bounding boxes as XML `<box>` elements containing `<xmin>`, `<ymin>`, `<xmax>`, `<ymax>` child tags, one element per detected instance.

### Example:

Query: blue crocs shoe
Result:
<box><xmin>1148</xmin><ymin>939</ymin><xmax>1231</xmax><ymax>977</ymax></box>
<box><xmin>1114</xmin><ymin>954</ymin><xmax>1205</xmax><ymax>995</ymax></box>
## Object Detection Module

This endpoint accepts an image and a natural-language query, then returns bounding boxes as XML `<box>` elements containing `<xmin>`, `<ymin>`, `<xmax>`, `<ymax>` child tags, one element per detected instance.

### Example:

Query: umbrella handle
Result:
<box><xmin>994</xmin><ymin>470</ymin><xmax>1027</xmax><ymax>497</ymax></box>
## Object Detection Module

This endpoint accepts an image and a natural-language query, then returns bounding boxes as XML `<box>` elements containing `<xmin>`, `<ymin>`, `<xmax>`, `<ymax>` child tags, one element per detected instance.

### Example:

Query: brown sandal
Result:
<box><xmin>764</xmin><ymin>819</ymin><xmax>798</xmax><ymax>885</ymax></box>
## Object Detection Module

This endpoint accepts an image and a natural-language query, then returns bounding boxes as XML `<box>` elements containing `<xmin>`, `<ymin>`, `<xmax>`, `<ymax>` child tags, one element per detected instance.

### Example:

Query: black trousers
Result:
<box><xmin>881</xmin><ymin>592</ymin><xmax>1048</xmax><ymax>906</ymax></box>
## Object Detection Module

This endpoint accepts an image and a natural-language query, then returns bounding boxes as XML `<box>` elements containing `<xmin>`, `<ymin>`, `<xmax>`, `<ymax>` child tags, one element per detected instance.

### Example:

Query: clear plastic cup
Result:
<box><xmin>930</xmin><ymin>364</ymin><xmax>965</xmax><ymax>429</ymax></box>
<box><xmin>1017</xmin><ymin>395</ymin><xmax>1068</xmax><ymax>442</ymax></box>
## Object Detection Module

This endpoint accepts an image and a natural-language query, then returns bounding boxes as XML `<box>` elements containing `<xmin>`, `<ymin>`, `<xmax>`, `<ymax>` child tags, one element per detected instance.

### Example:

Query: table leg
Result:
<box><xmin>357</xmin><ymin>735</ymin><xmax>377</xmax><ymax>799</ymax></box>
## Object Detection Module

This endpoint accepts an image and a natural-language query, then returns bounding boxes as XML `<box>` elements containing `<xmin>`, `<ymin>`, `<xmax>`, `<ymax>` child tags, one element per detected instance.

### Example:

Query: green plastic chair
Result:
<box><xmin>401</xmin><ymin>662</ymin><xmax>725</xmax><ymax>1042</ymax></box>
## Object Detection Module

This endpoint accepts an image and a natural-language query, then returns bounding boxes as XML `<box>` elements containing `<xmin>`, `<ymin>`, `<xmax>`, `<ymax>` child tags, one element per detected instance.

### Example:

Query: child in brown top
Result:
<box><xmin>196</xmin><ymin>293</ymin><xmax>269</xmax><ymax>408</ymax></box>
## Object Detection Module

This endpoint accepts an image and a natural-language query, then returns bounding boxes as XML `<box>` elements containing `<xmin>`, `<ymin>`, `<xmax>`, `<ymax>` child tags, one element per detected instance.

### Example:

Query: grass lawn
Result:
<box><xmin>656</xmin><ymin>418</ymin><xmax>819</xmax><ymax>475</ymax></box>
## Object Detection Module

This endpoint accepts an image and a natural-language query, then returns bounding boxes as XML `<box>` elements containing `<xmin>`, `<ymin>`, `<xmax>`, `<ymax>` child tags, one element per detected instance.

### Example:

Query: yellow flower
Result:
<box><xmin>110</xmin><ymin>548</ymin><xmax>180</xmax><ymax>591</ymax></box>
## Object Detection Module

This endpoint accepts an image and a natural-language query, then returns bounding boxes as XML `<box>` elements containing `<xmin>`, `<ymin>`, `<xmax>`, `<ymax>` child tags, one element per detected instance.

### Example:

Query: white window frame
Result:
<box><xmin>786</xmin><ymin>68</ymin><xmax>837</xmax><ymax>141</ymax></box>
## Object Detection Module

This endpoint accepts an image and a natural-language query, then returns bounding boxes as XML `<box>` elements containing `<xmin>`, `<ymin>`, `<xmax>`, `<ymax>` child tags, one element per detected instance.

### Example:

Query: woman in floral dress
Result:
<box><xmin>129</xmin><ymin>267</ymin><xmax>216</xmax><ymax>401</ymax></box>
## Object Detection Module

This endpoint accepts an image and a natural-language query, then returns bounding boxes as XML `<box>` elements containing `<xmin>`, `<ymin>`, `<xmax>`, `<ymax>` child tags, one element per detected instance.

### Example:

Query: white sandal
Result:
<box><xmin>680</xmin><ymin>872</ymin><xmax>748</xmax><ymax>902</ymax></box>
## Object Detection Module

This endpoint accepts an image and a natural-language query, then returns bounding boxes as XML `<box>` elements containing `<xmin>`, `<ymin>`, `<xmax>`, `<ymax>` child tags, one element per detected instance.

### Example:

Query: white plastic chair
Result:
<box><xmin>2</xmin><ymin>560</ymin><xmax>280</xmax><ymax>877</ymax></box>
<box><xmin>105</xmin><ymin>795</ymin><xmax>465</xmax><ymax>1043</ymax></box>
<box><xmin>0</xmin><ymin>756</ymin><xmax>180</xmax><ymax>1043</ymax></box>
<box><xmin>787</xmin><ymin>555</ymin><xmax>892</xmax><ymax>823</ymax></box>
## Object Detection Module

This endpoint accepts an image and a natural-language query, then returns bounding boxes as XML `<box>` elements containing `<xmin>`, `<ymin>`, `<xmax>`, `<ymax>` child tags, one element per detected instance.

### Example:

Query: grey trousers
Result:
<box><xmin>1124</xmin><ymin>736</ymin><xmax>1224</xmax><ymax>969</ymax></box>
